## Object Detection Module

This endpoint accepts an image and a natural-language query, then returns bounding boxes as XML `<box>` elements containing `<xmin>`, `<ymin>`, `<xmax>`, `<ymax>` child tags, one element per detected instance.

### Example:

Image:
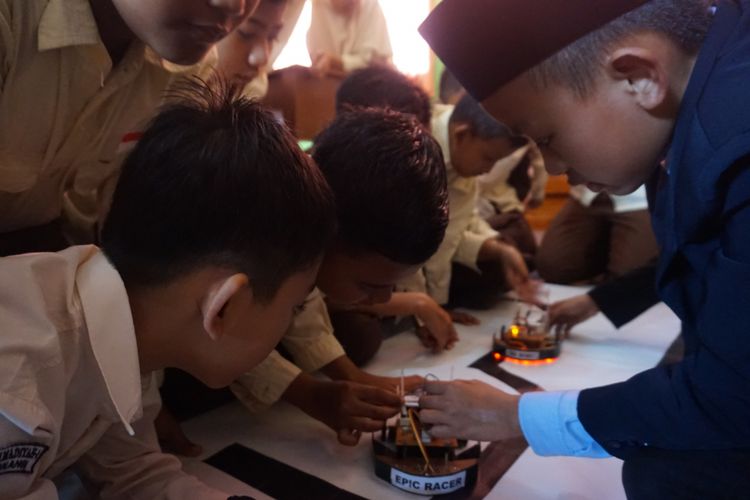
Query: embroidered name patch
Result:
<box><xmin>0</xmin><ymin>443</ymin><xmax>48</xmax><ymax>475</ymax></box>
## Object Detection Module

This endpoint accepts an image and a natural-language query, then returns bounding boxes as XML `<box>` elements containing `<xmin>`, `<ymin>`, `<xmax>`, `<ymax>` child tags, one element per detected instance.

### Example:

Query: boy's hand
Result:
<box><xmin>447</xmin><ymin>309</ymin><xmax>480</xmax><ymax>326</ymax></box>
<box><xmin>311</xmin><ymin>53</ymin><xmax>344</xmax><ymax>78</ymax></box>
<box><xmin>292</xmin><ymin>378</ymin><xmax>402</xmax><ymax>446</ymax></box>
<box><xmin>413</xmin><ymin>294</ymin><xmax>460</xmax><ymax>352</ymax></box>
<box><xmin>418</xmin><ymin>380</ymin><xmax>524</xmax><ymax>443</ymax></box>
<box><xmin>353</xmin><ymin>371</ymin><xmax>424</xmax><ymax>394</ymax></box>
<box><xmin>547</xmin><ymin>294</ymin><xmax>600</xmax><ymax>337</ymax></box>
<box><xmin>481</xmin><ymin>240</ymin><xmax>542</xmax><ymax>303</ymax></box>
<box><xmin>322</xmin><ymin>356</ymin><xmax>424</xmax><ymax>394</ymax></box>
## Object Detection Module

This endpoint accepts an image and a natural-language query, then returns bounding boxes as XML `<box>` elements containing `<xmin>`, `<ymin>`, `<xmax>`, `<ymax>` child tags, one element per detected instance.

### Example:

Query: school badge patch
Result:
<box><xmin>0</xmin><ymin>443</ymin><xmax>48</xmax><ymax>475</ymax></box>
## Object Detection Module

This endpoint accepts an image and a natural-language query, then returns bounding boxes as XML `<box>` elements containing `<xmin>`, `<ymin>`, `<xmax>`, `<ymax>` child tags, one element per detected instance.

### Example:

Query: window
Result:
<box><xmin>273</xmin><ymin>0</ymin><xmax>432</xmax><ymax>77</ymax></box>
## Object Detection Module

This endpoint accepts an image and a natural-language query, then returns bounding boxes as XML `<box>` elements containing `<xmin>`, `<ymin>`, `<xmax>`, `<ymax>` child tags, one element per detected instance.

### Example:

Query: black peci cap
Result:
<box><xmin>419</xmin><ymin>0</ymin><xmax>648</xmax><ymax>101</ymax></box>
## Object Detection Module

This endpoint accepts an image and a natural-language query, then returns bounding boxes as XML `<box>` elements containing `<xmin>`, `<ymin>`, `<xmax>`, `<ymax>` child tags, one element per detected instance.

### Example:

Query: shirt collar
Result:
<box><xmin>431</xmin><ymin>103</ymin><xmax>454</xmax><ymax>162</ymax></box>
<box><xmin>38</xmin><ymin>0</ymin><xmax>101</xmax><ymax>51</ymax></box>
<box><xmin>38</xmin><ymin>0</ymin><xmax>213</xmax><ymax>77</ymax></box>
<box><xmin>76</xmin><ymin>247</ymin><xmax>141</xmax><ymax>436</ymax></box>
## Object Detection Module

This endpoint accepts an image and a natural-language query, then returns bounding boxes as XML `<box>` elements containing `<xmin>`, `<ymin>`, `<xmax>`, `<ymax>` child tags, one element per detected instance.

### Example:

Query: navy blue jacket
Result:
<box><xmin>578</xmin><ymin>0</ymin><xmax>750</xmax><ymax>459</ymax></box>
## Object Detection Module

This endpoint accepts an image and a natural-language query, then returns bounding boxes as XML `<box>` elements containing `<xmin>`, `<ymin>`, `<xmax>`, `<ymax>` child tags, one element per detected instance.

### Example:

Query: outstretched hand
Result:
<box><xmin>547</xmin><ymin>294</ymin><xmax>600</xmax><ymax>337</ymax></box>
<box><xmin>418</xmin><ymin>379</ymin><xmax>524</xmax><ymax>443</ymax></box>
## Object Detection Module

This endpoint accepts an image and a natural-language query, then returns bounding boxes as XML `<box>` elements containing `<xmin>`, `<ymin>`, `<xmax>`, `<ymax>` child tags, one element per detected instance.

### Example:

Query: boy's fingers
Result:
<box><xmin>426</xmin><ymin>424</ymin><xmax>456</xmax><ymax>439</ymax></box>
<box><xmin>423</xmin><ymin>380</ymin><xmax>449</xmax><ymax>395</ymax></box>
<box><xmin>358</xmin><ymin>385</ymin><xmax>402</xmax><ymax>406</ymax></box>
<box><xmin>419</xmin><ymin>395</ymin><xmax>448</xmax><ymax>410</ymax></box>
<box><xmin>349</xmin><ymin>400</ymin><xmax>399</xmax><ymax>420</ymax></box>
<box><xmin>418</xmin><ymin>409</ymin><xmax>450</xmax><ymax>425</ymax></box>
<box><xmin>346</xmin><ymin>416</ymin><xmax>386</xmax><ymax>433</ymax></box>
<box><xmin>403</xmin><ymin>375</ymin><xmax>424</xmax><ymax>392</ymax></box>
<box><xmin>337</xmin><ymin>428</ymin><xmax>362</xmax><ymax>446</ymax></box>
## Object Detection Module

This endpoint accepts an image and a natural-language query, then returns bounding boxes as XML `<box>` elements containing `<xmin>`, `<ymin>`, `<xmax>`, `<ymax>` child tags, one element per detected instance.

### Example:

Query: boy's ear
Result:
<box><xmin>606</xmin><ymin>46</ymin><xmax>668</xmax><ymax>111</ymax></box>
<box><xmin>201</xmin><ymin>273</ymin><xmax>250</xmax><ymax>341</ymax></box>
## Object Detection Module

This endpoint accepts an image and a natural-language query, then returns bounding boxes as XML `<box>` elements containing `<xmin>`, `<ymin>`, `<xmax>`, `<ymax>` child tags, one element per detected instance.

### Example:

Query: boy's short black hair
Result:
<box><xmin>529</xmin><ymin>0</ymin><xmax>715</xmax><ymax>97</ymax></box>
<box><xmin>335</xmin><ymin>65</ymin><xmax>432</xmax><ymax>127</ymax></box>
<box><xmin>450</xmin><ymin>93</ymin><xmax>513</xmax><ymax>140</ymax></box>
<box><xmin>439</xmin><ymin>67</ymin><xmax>464</xmax><ymax>104</ymax></box>
<box><xmin>312</xmin><ymin>108</ymin><xmax>448</xmax><ymax>265</ymax></box>
<box><xmin>101</xmin><ymin>79</ymin><xmax>336</xmax><ymax>300</ymax></box>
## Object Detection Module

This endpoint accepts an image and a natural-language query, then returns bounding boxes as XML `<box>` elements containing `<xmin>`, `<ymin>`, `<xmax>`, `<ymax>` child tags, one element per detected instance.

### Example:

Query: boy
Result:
<box><xmin>423</xmin><ymin>93</ymin><xmax>535</xmax><ymax>310</ymax></box>
<box><xmin>334</xmin><ymin>64</ymin><xmax>432</xmax><ymax>127</ymax></box>
<box><xmin>0</xmin><ymin>81</ymin><xmax>336</xmax><ymax>498</ymax></box>
<box><xmin>0</xmin><ymin>0</ymin><xmax>258</xmax><ymax>253</ymax></box>
<box><xmin>232</xmin><ymin>107</ymin><xmax>450</xmax><ymax>446</ymax></box>
<box><xmin>476</xmin><ymin>136</ymin><xmax>546</xmax><ymax>264</ymax></box>
<box><xmin>329</xmin><ymin>64</ymin><xmax>478</xmax><ymax>361</ymax></box>
<box><xmin>156</xmin><ymin>70</ymin><xmax>452</xmax><ymax>451</ymax></box>
<box><xmin>419</xmin><ymin>0</ymin><xmax>750</xmax><ymax>497</ymax></box>
<box><xmin>438</xmin><ymin>68</ymin><xmax>545</xmax><ymax>270</ymax></box>
<box><xmin>307</xmin><ymin>0</ymin><xmax>392</xmax><ymax>77</ymax></box>
<box><xmin>215</xmin><ymin>0</ymin><xmax>303</xmax><ymax>99</ymax></box>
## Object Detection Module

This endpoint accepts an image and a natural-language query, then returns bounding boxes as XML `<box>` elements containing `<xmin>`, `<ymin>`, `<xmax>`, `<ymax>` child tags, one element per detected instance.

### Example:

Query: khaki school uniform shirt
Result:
<box><xmin>420</xmin><ymin>104</ymin><xmax>498</xmax><ymax>305</ymax></box>
<box><xmin>232</xmin><ymin>288</ymin><xmax>345</xmax><ymax>411</ymax></box>
<box><xmin>0</xmin><ymin>246</ymin><xmax>230</xmax><ymax>499</ymax></box>
<box><xmin>307</xmin><ymin>0</ymin><xmax>392</xmax><ymax>72</ymax></box>
<box><xmin>0</xmin><ymin>0</ymin><xmax>208</xmax><ymax>241</ymax></box>
<box><xmin>477</xmin><ymin>141</ymin><xmax>547</xmax><ymax>217</ymax></box>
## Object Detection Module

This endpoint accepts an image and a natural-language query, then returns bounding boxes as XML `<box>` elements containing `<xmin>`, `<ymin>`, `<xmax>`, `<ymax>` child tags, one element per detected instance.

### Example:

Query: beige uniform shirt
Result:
<box><xmin>232</xmin><ymin>288</ymin><xmax>345</xmax><ymax>411</ymax></box>
<box><xmin>307</xmin><ymin>0</ymin><xmax>392</xmax><ymax>72</ymax></box>
<box><xmin>419</xmin><ymin>104</ymin><xmax>498</xmax><ymax>305</ymax></box>
<box><xmin>0</xmin><ymin>246</ymin><xmax>230</xmax><ymax>499</ymax></box>
<box><xmin>0</xmin><ymin>0</ymin><xmax>207</xmax><ymax>241</ymax></box>
<box><xmin>477</xmin><ymin>141</ymin><xmax>547</xmax><ymax>217</ymax></box>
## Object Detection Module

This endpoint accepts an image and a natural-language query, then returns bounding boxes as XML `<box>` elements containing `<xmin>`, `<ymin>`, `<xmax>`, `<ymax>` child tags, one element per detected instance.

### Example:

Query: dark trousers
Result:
<box><xmin>448</xmin><ymin>257</ymin><xmax>510</xmax><ymax>310</ymax></box>
<box><xmin>537</xmin><ymin>196</ymin><xmax>659</xmax><ymax>285</ymax></box>
<box><xmin>0</xmin><ymin>219</ymin><xmax>68</xmax><ymax>256</ymax></box>
<box><xmin>622</xmin><ymin>448</ymin><xmax>750</xmax><ymax>500</ymax></box>
<box><xmin>329</xmin><ymin>310</ymin><xmax>385</xmax><ymax>367</ymax></box>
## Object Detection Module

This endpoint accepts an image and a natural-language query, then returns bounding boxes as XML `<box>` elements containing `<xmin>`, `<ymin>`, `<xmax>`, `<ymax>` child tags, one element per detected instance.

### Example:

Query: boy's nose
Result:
<box><xmin>209</xmin><ymin>0</ymin><xmax>258</xmax><ymax>19</ymax></box>
<box><xmin>247</xmin><ymin>42</ymin><xmax>270</xmax><ymax>68</ymax></box>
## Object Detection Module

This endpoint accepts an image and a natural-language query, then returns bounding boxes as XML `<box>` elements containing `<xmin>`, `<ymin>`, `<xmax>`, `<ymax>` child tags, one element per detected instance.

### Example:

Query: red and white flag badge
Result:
<box><xmin>116</xmin><ymin>131</ymin><xmax>144</xmax><ymax>156</ymax></box>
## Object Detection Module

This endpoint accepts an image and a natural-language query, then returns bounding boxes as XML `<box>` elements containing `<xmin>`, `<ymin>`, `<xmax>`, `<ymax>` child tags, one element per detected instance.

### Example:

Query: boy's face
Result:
<box><xmin>450</xmin><ymin>129</ymin><xmax>516</xmax><ymax>178</ymax></box>
<box><xmin>316</xmin><ymin>248</ymin><xmax>421</xmax><ymax>307</ymax></box>
<box><xmin>481</xmin><ymin>71</ymin><xmax>674</xmax><ymax>195</ymax></box>
<box><xmin>204</xmin><ymin>264</ymin><xmax>318</xmax><ymax>388</ymax></box>
<box><xmin>216</xmin><ymin>0</ymin><xmax>287</xmax><ymax>87</ymax></box>
<box><xmin>111</xmin><ymin>0</ymin><xmax>260</xmax><ymax>65</ymax></box>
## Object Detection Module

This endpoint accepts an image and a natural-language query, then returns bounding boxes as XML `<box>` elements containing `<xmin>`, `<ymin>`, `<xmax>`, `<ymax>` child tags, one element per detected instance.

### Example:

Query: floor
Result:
<box><xmin>180</xmin><ymin>284</ymin><xmax>681</xmax><ymax>499</ymax></box>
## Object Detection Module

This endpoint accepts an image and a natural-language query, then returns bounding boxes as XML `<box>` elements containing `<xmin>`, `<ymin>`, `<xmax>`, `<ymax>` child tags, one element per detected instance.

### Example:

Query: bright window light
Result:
<box><xmin>273</xmin><ymin>1</ymin><xmax>313</xmax><ymax>70</ymax></box>
<box><xmin>273</xmin><ymin>0</ymin><xmax>432</xmax><ymax>77</ymax></box>
<box><xmin>380</xmin><ymin>0</ymin><xmax>431</xmax><ymax>76</ymax></box>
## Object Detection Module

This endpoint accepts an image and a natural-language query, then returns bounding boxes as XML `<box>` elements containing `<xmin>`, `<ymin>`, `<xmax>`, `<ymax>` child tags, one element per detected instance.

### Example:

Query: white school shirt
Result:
<box><xmin>0</xmin><ymin>0</ymin><xmax>208</xmax><ymax>241</ymax></box>
<box><xmin>477</xmin><ymin>141</ymin><xmax>548</xmax><ymax>217</ymax></box>
<box><xmin>232</xmin><ymin>288</ymin><xmax>345</xmax><ymax>411</ymax></box>
<box><xmin>0</xmin><ymin>246</ymin><xmax>231</xmax><ymax>499</ymax></box>
<box><xmin>419</xmin><ymin>104</ymin><xmax>499</xmax><ymax>305</ymax></box>
<box><xmin>306</xmin><ymin>0</ymin><xmax>392</xmax><ymax>72</ymax></box>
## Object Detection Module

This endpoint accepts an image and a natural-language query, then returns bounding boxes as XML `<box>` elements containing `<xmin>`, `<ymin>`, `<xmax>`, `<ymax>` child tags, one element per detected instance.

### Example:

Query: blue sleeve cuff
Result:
<box><xmin>519</xmin><ymin>391</ymin><xmax>610</xmax><ymax>458</ymax></box>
